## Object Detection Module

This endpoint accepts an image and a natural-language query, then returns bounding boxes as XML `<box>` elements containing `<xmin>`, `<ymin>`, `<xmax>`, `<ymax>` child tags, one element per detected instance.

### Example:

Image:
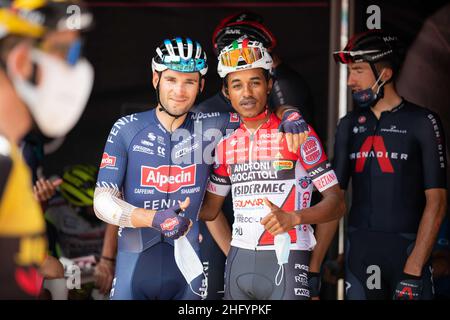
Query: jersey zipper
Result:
<box><xmin>367</xmin><ymin>111</ymin><xmax>385</xmax><ymax>229</ymax></box>
<box><xmin>244</xmin><ymin>121</ymin><xmax>266</xmax><ymax>249</ymax></box>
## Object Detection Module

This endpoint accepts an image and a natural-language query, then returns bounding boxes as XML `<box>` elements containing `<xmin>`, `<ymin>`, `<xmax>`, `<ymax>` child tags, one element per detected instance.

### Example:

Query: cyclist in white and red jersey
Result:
<box><xmin>199</xmin><ymin>38</ymin><xmax>346</xmax><ymax>300</ymax></box>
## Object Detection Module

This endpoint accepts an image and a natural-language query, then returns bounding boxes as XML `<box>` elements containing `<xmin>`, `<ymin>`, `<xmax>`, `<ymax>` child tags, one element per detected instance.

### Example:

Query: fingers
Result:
<box><xmin>42</xmin><ymin>179</ymin><xmax>55</xmax><ymax>199</ymax></box>
<box><xmin>277</xmin><ymin>132</ymin><xmax>284</xmax><ymax>145</ymax></box>
<box><xmin>260</xmin><ymin>212</ymin><xmax>274</xmax><ymax>226</ymax></box>
<box><xmin>52</xmin><ymin>178</ymin><xmax>63</xmax><ymax>187</ymax></box>
<box><xmin>263</xmin><ymin>197</ymin><xmax>279</xmax><ymax>210</ymax></box>
<box><xmin>266</xmin><ymin>220</ymin><xmax>282</xmax><ymax>236</ymax></box>
<box><xmin>178</xmin><ymin>197</ymin><xmax>190</xmax><ymax>211</ymax></box>
<box><xmin>298</xmin><ymin>132</ymin><xmax>306</xmax><ymax>147</ymax></box>
<box><xmin>179</xmin><ymin>219</ymin><xmax>193</xmax><ymax>239</ymax></box>
<box><xmin>34</xmin><ymin>178</ymin><xmax>58</xmax><ymax>202</ymax></box>
<box><xmin>285</xmin><ymin>132</ymin><xmax>293</xmax><ymax>153</ymax></box>
<box><xmin>95</xmin><ymin>263</ymin><xmax>114</xmax><ymax>295</ymax></box>
<box><xmin>292</xmin><ymin>134</ymin><xmax>300</xmax><ymax>154</ymax></box>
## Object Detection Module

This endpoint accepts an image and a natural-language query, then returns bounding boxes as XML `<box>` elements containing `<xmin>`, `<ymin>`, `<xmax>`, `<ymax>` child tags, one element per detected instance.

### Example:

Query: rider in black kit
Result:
<box><xmin>333</xmin><ymin>30</ymin><xmax>447</xmax><ymax>300</ymax></box>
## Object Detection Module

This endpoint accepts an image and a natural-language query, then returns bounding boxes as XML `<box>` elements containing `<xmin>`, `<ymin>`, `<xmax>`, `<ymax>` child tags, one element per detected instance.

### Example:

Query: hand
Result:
<box><xmin>94</xmin><ymin>258</ymin><xmax>115</xmax><ymax>295</ymax></box>
<box><xmin>151</xmin><ymin>197</ymin><xmax>192</xmax><ymax>239</ymax></box>
<box><xmin>33</xmin><ymin>178</ymin><xmax>63</xmax><ymax>203</ymax></box>
<box><xmin>260</xmin><ymin>197</ymin><xmax>299</xmax><ymax>236</ymax></box>
<box><xmin>278</xmin><ymin>110</ymin><xmax>309</xmax><ymax>153</ymax></box>
<box><xmin>308</xmin><ymin>272</ymin><xmax>321</xmax><ymax>299</ymax></box>
<box><xmin>393</xmin><ymin>274</ymin><xmax>423</xmax><ymax>300</ymax></box>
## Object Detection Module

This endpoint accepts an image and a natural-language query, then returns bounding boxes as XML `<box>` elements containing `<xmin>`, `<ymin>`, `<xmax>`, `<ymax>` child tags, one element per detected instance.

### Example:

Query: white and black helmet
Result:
<box><xmin>217</xmin><ymin>37</ymin><xmax>273</xmax><ymax>78</ymax></box>
<box><xmin>152</xmin><ymin>37</ymin><xmax>208</xmax><ymax>76</ymax></box>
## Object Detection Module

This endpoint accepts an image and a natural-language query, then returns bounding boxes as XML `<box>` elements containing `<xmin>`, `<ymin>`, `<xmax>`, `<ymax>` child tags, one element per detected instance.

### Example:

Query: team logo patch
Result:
<box><xmin>230</xmin><ymin>112</ymin><xmax>240</xmax><ymax>123</ymax></box>
<box><xmin>140</xmin><ymin>165</ymin><xmax>196</xmax><ymax>193</ymax></box>
<box><xmin>272</xmin><ymin>160</ymin><xmax>293</xmax><ymax>171</ymax></box>
<box><xmin>299</xmin><ymin>176</ymin><xmax>312</xmax><ymax>189</ymax></box>
<box><xmin>286</xmin><ymin>112</ymin><xmax>301</xmax><ymax>121</ymax></box>
<box><xmin>160</xmin><ymin>218</ymin><xmax>179</xmax><ymax>231</ymax></box>
<box><xmin>100</xmin><ymin>152</ymin><xmax>117</xmax><ymax>169</ymax></box>
<box><xmin>358</xmin><ymin>116</ymin><xmax>366</xmax><ymax>124</ymax></box>
<box><xmin>301</xmin><ymin>136</ymin><xmax>322</xmax><ymax>165</ymax></box>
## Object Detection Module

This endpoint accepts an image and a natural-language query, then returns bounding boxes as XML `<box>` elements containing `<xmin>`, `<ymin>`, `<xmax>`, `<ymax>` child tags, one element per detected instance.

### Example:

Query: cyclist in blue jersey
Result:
<box><xmin>93</xmin><ymin>37</ymin><xmax>310</xmax><ymax>300</ymax></box>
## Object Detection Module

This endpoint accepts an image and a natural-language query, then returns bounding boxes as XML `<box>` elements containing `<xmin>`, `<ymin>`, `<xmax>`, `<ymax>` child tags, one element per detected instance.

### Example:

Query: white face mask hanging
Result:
<box><xmin>174</xmin><ymin>236</ymin><xmax>208</xmax><ymax>299</ymax></box>
<box><xmin>274</xmin><ymin>232</ymin><xmax>291</xmax><ymax>286</ymax></box>
<box><xmin>9</xmin><ymin>49</ymin><xmax>94</xmax><ymax>138</ymax></box>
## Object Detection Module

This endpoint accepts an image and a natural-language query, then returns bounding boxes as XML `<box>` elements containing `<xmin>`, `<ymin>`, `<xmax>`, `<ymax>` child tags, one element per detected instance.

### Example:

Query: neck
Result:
<box><xmin>0</xmin><ymin>72</ymin><xmax>31</xmax><ymax>143</ymax></box>
<box><xmin>155</xmin><ymin>104</ymin><xmax>188</xmax><ymax>133</ymax></box>
<box><xmin>371</xmin><ymin>84</ymin><xmax>402</xmax><ymax>118</ymax></box>
<box><xmin>242</xmin><ymin>110</ymin><xmax>270</xmax><ymax>132</ymax></box>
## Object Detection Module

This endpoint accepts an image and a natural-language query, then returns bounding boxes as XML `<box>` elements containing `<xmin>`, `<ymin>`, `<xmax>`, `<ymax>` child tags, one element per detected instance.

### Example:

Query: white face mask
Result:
<box><xmin>174</xmin><ymin>236</ymin><xmax>207</xmax><ymax>299</ymax></box>
<box><xmin>9</xmin><ymin>49</ymin><xmax>94</xmax><ymax>138</ymax></box>
<box><xmin>274</xmin><ymin>232</ymin><xmax>291</xmax><ymax>286</ymax></box>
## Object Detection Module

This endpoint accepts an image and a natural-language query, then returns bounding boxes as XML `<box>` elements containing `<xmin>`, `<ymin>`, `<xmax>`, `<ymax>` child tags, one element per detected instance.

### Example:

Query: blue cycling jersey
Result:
<box><xmin>96</xmin><ymin>108</ymin><xmax>240</xmax><ymax>253</ymax></box>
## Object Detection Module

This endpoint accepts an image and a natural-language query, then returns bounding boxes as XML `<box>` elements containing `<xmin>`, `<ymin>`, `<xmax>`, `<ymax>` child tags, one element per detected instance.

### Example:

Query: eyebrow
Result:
<box><xmin>349</xmin><ymin>66</ymin><xmax>364</xmax><ymax>70</ymax></box>
<box><xmin>163</xmin><ymin>75</ymin><xmax>199</xmax><ymax>82</ymax></box>
<box><xmin>230</xmin><ymin>76</ymin><xmax>262</xmax><ymax>83</ymax></box>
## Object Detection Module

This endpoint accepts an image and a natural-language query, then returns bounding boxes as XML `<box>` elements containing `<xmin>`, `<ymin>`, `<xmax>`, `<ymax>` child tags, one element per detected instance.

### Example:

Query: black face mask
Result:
<box><xmin>352</xmin><ymin>69</ymin><xmax>386</xmax><ymax>109</ymax></box>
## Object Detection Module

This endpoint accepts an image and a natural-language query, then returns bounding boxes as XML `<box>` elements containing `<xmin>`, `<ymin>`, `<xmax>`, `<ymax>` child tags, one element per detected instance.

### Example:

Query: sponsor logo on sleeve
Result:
<box><xmin>299</xmin><ymin>176</ymin><xmax>312</xmax><ymax>189</ymax></box>
<box><xmin>301</xmin><ymin>136</ymin><xmax>322</xmax><ymax>165</ymax></box>
<box><xmin>230</xmin><ymin>113</ymin><xmax>240</xmax><ymax>123</ymax></box>
<box><xmin>312</xmin><ymin>170</ymin><xmax>338</xmax><ymax>192</ymax></box>
<box><xmin>100</xmin><ymin>152</ymin><xmax>117</xmax><ymax>169</ymax></box>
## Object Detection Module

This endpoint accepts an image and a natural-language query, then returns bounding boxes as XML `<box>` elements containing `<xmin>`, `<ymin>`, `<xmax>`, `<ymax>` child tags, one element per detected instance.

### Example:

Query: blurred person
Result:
<box><xmin>0</xmin><ymin>0</ymin><xmax>93</xmax><ymax>299</ymax></box>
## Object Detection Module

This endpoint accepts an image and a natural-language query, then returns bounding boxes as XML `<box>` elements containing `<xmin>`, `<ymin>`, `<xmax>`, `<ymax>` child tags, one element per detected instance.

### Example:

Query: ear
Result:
<box><xmin>199</xmin><ymin>77</ymin><xmax>205</xmax><ymax>93</ymax></box>
<box><xmin>6</xmin><ymin>41</ymin><xmax>33</xmax><ymax>80</ymax></box>
<box><xmin>267</xmin><ymin>77</ymin><xmax>273</xmax><ymax>94</ymax></box>
<box><xmin>222</xmin><ymin>84</ymin><xmax>230</xmax><ymax>99</ymax></box>
<box><xmin>382</xmin><ymin>68</ymin><xmax>393</xmax><ymax>83</ymax></box>
<box><xmin>152</xmin><ymin>71</ymin><xmax>160</xmax><ymax>89</ymax></box>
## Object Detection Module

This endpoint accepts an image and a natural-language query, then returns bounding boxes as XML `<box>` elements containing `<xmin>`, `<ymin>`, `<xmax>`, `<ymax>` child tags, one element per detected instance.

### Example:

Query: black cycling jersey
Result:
<box><xmin>333</xmin><ymin>99</ymin><xmax>447</xmax><ymax>233</ymax></box>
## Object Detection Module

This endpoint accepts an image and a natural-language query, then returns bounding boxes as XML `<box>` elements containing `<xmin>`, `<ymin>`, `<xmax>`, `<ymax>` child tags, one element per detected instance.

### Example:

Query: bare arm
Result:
<box><xmin>199</xmin><ymin>191</ymin><xmax>231</xmax><ymax>255</ymax></box>
<box><xmin>95</xmin><ymin>224</ymin><xmax>118</xmax><ymax>295</ymax></box>
<box><xmin>206</xmin><ymin>211</ymin><xmax>232</xmax><ymax>256</ymax></box>
<box><xmin>309</xmin><ymin>219</ymin><xmax>340</xmax><ymax>273</ymax></box>
<box><xmin>297</xmin><ymin>186</ymin><xmax>346</xmax><ymax>225</ymax></box>
<box><xmin>261</xmin><ymin>185</ymin><xmax>346</xmax><ymax>235</ymax></box>
<box><xmin>404</xmin><ymin>188</ymin><xmax>447</xmax><ymax>276</ymax></box>
<box><xmin>100</xmin><ymin>224</ymin><xmax>118</xmax><ymax>260</ymax></box>
<box><xmin>198</xmin><ymin>191</ymin><xmax>226</xmax><ymax>221</ymax></box>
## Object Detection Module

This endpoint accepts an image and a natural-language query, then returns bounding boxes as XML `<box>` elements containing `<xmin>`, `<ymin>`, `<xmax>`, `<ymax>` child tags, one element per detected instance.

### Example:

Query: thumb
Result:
<box><xmin>51</xmin><ymin>178</ymin><xmax>63</xmax><ymax>187</ymax></box>
<box><xmin>263</xmin><ymin>197</ymin><xmax>279</xmax><ymax>210</ymax></box>
<box><xmin>178</xmin><ymin>197</ymin><xmax>190</xmax><ymax>211</ymax></box>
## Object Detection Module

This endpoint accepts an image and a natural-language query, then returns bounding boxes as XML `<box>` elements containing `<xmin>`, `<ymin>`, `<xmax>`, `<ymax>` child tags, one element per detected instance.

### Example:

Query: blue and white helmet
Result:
<box><xmin>152</xmin><ymin>37</ymin><xmax>208</xmax><ymax>76</ymax></box>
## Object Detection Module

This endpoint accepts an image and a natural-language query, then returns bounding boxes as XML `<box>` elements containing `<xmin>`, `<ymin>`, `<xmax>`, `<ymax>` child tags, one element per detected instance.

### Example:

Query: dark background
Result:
<box><xmin>43</xmin><ymin>0</ymin><xmax>448</xmax><ymax>176</ymax></box>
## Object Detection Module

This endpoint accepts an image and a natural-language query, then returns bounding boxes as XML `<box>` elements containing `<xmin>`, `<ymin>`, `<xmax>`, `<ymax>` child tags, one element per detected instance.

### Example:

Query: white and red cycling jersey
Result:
<box><xmin>207</xmin><ymin>112</ymin><xmax>338</xmax><ymax>251</ymax></box>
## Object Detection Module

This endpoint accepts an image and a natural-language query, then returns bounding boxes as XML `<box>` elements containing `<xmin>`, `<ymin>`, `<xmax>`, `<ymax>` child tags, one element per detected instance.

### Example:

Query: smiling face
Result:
<box><xmin>153</xmin><ymin>69</ymin><xmax>204</xmax><ymax>116</ymax></box>
<box><xmin>225</xmin><ymin>67</ymin><xmax>272</xmax><ymax>119</ymax></box>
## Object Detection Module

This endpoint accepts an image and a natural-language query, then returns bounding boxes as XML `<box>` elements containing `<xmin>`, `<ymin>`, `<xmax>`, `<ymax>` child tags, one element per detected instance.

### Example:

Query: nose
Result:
<box><xmin>173</xmin><ymin>82</ymin><xmax>186</xmax><ymax>96</ymax></box>
<box><xmin>347</xmin><ymin>72</ymin><xmax>357</xmax><ymax>88</ymax></box>
<box><xmin>243</xmin><ymin>83</ymin><xmax>253</xmax><ymax>97</ymax></box>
